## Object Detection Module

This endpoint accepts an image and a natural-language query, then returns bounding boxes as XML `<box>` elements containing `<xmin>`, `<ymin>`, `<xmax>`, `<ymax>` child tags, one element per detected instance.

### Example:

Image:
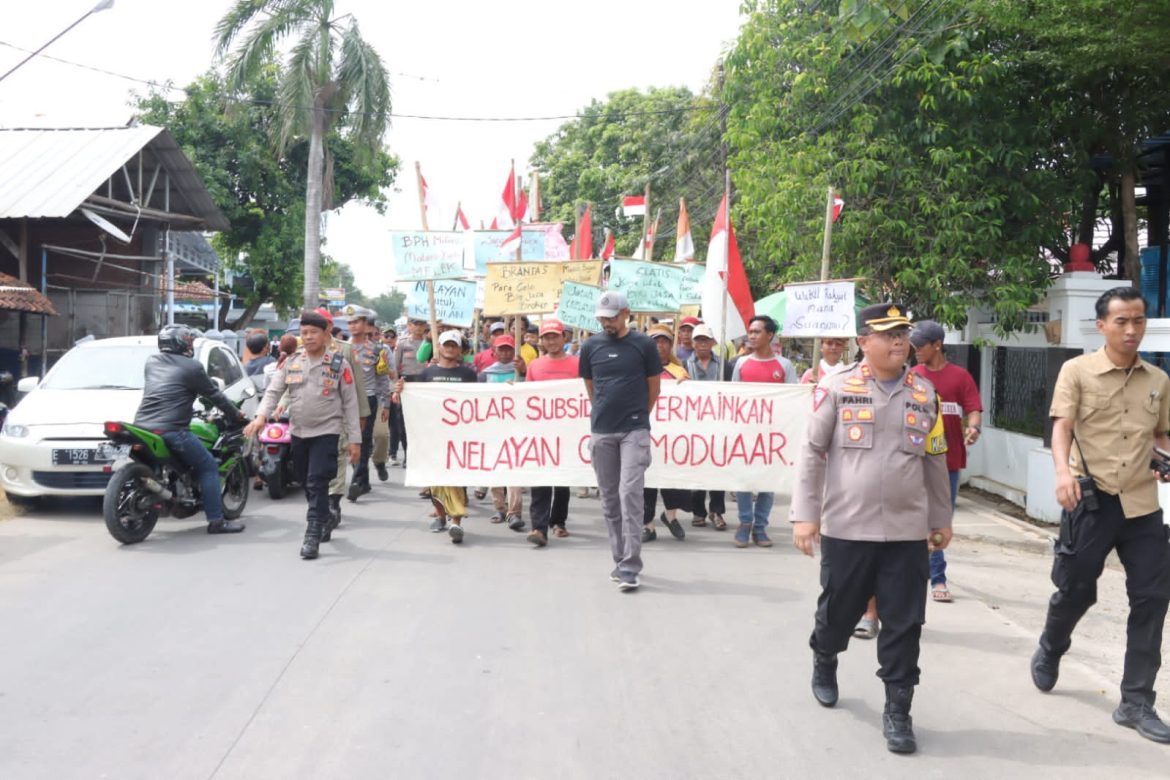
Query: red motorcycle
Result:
<box><xmin>256</xmin><ymin>418</ymin><xmax>297</xmax><ymax>499</ymax></box>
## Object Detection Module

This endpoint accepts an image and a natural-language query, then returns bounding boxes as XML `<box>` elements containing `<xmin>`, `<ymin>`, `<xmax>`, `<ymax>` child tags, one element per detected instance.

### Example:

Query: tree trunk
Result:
<box><xmin>225</xmin><ymin>298</ymin><xmax>264</xmax><ymax>331</ymax></box>
<box><xmin>1121</xmin><ymin>169</ymin><xmax>1140</xmax><ymax>288</ymax></box>
<box><xmin>302</xmin><ymin>99</ymin><xmax>327</xmax><ymax>310</ymax></box>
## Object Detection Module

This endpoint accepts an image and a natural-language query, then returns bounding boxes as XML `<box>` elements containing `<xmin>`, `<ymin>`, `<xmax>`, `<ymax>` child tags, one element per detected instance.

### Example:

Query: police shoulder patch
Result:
<box><xmin>813</xmin><ymin>386</ymin><xmax>829</xmax><ymax>412</ymax></box>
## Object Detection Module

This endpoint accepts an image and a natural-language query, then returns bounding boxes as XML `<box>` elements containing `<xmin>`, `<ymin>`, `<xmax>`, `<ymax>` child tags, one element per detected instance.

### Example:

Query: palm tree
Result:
<box><xmin>215</xmin><ymin>0</ymin><xmax>391</xmax><ymax>309</ymax></box>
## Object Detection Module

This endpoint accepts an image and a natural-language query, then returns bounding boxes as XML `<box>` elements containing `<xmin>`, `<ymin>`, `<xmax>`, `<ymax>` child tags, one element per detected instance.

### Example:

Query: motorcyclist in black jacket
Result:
<box><xmin>133</xmin><ymin>324</ymin><xmax>248</xmax><ymax>534</ymax></box>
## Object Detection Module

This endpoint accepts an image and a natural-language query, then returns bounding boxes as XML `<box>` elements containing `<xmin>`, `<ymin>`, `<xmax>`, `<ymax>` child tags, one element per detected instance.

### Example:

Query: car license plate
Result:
<box><xmin>51</xmin><ymin>444</ymin><xmax>128</xmax><ymax>466</ymax></box>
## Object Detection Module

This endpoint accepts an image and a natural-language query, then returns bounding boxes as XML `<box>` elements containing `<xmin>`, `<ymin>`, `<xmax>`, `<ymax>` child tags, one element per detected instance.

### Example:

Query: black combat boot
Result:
<box><xmin>347</xmin><ymin>480</ymin><xmax>362</xmax><ymax>502</ymax></box>
<box><xmin>329</xmin><ymin>495</ymin><xmax>342</xmax><ymax>529</ymax></box>
<box><xmin>321</xmin><ymin>500</ymin><xmax>341</xmax><ymax>542</ymax></box>
<box><xmin>300</xmin><ymin>519</ymin><xmax>322</xmax><ymax>559</ymax></box>
<box><xmin>811</xmin><ymin>653</ymin><xmax>839</xmax><ymax>707</ymax></box>
<box><xmin>882</xmin><ymin>683</ymin><xmax>917</xmax><ymax>754</ymax></box>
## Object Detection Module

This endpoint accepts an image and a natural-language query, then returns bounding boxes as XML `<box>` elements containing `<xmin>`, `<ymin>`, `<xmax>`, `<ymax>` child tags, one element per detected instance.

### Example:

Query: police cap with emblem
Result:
<box><xmin>857</xmin><ymin>302</ymin><xmax>912</xmax><ymax>332</ymax></box>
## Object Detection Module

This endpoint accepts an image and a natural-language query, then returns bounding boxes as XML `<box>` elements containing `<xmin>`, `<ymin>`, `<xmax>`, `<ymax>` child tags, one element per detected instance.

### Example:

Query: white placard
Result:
<box><xmin>783</xmin><ymin>281</ymin><xmax>857</xmax><ymax>337</ymax></box>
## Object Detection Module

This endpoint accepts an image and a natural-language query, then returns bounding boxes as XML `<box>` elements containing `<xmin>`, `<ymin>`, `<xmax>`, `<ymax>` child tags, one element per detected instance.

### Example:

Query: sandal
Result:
<box><xmin>931</xmin><ymin>585</ymin><xmax>954</xmax><ymax>603</ymax></box>
<box><xmin>710</xmin><ymin>513</ymin><xmax>727</xmax><ymax>531</ymax></box>
<box><xmin>552</xmin><ymin>526</ymin><xmax>570</xmax><ymax>538</ymax></box>
<box><xmin>418</xmin><ymin>489</ymin><xmax>431</xmax><ymax>499</ymax></box>
<box><xmin>474</xmin><ymin>488</ymin><xmax>487</xmax><ymax>500</ymax></box>
<box><xmin>691</xmin><ymin>514</ymin><xmax>708</xmax><ymax>527</ymax></box>
<box><xmin>853</xmin><ymin>616</ymin><xmax>879</xmax><ymax>639</ymax></box>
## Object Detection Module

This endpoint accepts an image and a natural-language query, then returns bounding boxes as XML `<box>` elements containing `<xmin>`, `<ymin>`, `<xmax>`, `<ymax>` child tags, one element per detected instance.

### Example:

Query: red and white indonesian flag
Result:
<box><xmin>621</xmin><ymin>195</ymin><xmax>646</xmax><ymax>218</ymax></box>
<box><xmin>675</xmin><ymin>197</ymin><xmax>695</xmax><ymax>263</ymax></box>
<box><xmin>455</xmin><ymin>205</ymin><xmax>471</xmax><ymax>230</ymax></box>
<box><xmin>420</xmin><ymin>171</ymin><xmax>441</xmax><ymax>224</ymax></box>
<box><xmin>498</xmin><ymin>167</ymin><xmax>526</xmax><ymax>229</ymax></box>
<box><xmin>499</xmin><ymin>224</ymin><xmax>523</xmax><ymax>255</ymax></box>
<box><xmin>832</xmin><ymin>192</ymin><xmax>845</xmax><ymax>223</ymax></box>
<box><xmin>701</xmin><ymin>191</ymin><xmax>753</xmax><ymax>342</ymax></box>
<box><xmin>600</xmin><ymin>230</ymin><xmax>615</xmax><ymax>260</ymax></box>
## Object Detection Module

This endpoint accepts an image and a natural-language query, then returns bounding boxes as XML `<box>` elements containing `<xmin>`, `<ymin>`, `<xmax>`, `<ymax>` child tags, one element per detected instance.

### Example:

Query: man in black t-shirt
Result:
<box><xmin>579</xmin><ymin>290</ymin><xmax>663</xmax><ymax>591</ymax></box>
<box><xmin>395</xmin><ymin>330</ymin><xmax>477</xmax><ymax>544</ymax></box>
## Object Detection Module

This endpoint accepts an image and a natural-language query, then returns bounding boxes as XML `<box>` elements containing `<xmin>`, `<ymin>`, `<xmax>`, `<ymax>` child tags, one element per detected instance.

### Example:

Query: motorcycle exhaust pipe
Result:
<box><xmin>140</xmin><ymin>477</ymin><xmax>173</xmax><ymax>501</ymax></box>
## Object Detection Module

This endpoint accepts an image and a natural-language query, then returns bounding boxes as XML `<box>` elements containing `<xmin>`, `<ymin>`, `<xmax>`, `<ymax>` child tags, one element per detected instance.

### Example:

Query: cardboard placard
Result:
<box><xmin>608</xmin><ymin>259</ymin><xmax>684</xmax><ymax>313</ymax></box>
<box><xmin>555</xmin><ymin>282</ymin><xmax>603</xmax><ymax>333</ymax></box>
<box><xmin>390</xmin><ymin>231</ymin><xmax>465</xmax><ymax>281</ymax></box>
<box><xmin>407</xmin><ymin>279</ymin><xmax>477</xmax><ymax>328</ymax></box>
<box><xmin>483</xmin><ymin>261</ymin><xmax>603</xmax><ymax>316</ymax></box>
<box><xmin>783</xmin><ymin>280</ymin><xmax>857</xmax><ymax>338</ymax></box>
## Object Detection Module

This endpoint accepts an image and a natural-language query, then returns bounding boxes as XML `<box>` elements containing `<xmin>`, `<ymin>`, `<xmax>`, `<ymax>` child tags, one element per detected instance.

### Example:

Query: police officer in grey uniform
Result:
<box><xmin>789</xmin><ymin>303</ymin><xmax>952</xmax><ymax>754</ymax></box>
<box><xmin>323</xmin><ymin>311</ymin><xmax>370</xmax><ymax>526</ymax></box>
<box><xmin>345</xmin><ymin>307</ymin><xmax>391</xmax><ymax>502</ymax></box>
<box><xmin>247</xmin><ymin>310</ymin><xmax>361</xmax><ymax>559</ymax></box>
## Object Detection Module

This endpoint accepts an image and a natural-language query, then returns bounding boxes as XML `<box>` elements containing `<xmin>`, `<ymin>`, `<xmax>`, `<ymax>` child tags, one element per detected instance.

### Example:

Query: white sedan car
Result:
<box><xmin>0</xmin><ymin>336</ymin><xmax>258</xmax><ymax>500</ymax></box>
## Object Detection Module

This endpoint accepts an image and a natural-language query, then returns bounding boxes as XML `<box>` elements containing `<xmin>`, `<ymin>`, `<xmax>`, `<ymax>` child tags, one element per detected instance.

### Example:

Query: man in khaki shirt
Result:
<box><xmin>247</xmin><ymin>310</ymin><xmax>361</xmax><ymax>560</ymax></box>
<box><xmin>790</xmin><ymin>302</ymin><xmax>952</xmax><ymax>755</ymax></box>
<box><xmin>1032</xmin><ymin>286</ymin><xmax>1170</xmax><ymax>744</ymax></box>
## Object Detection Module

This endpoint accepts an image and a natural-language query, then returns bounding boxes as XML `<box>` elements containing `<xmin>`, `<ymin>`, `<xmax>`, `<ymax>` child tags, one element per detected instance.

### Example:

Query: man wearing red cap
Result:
<box><xmin>525</xmin><ymin>320</ymin><xmax>579</xmax><ymax>546</ymax></box>
<box><xmin>480</xmin><ymin>333</ymin><xmax>524</xmax><ymax>530</ymax></box>
<box><xmin>676</xmin><ymin>316</ymin><xmax>702</xmax><ymax>363</ymax></box>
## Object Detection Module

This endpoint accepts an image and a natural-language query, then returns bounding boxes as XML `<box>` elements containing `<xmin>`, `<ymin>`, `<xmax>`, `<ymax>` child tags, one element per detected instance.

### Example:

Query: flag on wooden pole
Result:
<box><xmin>600</xmin><ymin>229</ymin><xmax>615</xmax><ymax>260</ymax></box>
<box><xmin>454</xmin><ymin>204</ymin><xmax>471</xmax><ymax>230</ymax></box>
<box><xmin>675</xmin><ymin>197</ymin><xmax>694</xmax><ymax>262</ymax></box>
<box><xmin>832</xmin><ymin>192</ymin><xmax>845</xmax><ymax>223</ymax></box>
<box><xmin>576</xmin><ymin>204</ymin><xmax>593</xmax><ymax>259</ymax></box>
<box><xmin>499</xmin><ymin>223</ymin><xmax>523</xmax><ymax>255</ymax></box>
<box><xmin>702</xmin><ymin>191</ymin><xmax>753</xmax><ymax>341</ymax></box>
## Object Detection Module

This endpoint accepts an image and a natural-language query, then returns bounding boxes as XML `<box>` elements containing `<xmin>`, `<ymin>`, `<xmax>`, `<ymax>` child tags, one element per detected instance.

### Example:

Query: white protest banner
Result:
<box><xmin>608</xmin><ymin>259</ymin><xmax>684</xmax><ymax>313</ymax></box>
<box><xmin>555</xmin><ymin>281</ymin><xmax>602</xmax><ymax>332</ymax></box>
<box><xmin>402</xmin><ymin>379</ymin><xmax>811</xmax><ymax>491</ymax></box>
<box><xmin>408</xmin><ymin>279</ymin><xmax>477</xmax><ymax>328</ymax></box>
<box><xmin>390</xmin><ymin>231</ymin><xmax>465</xmax><ymax>281</ymax></box>
<box><xmin>783</xmin><ymin>280</ymin><xmax>857</xmax><ymax>337</ymax></box>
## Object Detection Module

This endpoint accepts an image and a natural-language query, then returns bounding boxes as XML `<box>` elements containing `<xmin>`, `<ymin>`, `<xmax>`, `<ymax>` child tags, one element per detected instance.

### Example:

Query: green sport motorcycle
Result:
<box><xmin>101</xmin><ymin>409</ymin><xmax>251</xmax><ymax>544</ymax></box>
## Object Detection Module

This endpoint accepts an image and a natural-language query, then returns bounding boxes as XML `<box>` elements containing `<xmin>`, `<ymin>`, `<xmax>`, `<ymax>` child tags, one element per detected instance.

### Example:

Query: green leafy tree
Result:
<box><xmin>530</xmin><ymin>87</ymin><xmax>723</xmax><ymax>258</ymax></box>
<box><xmin>725</xmin><ymin>0</ymin><xmax>1071</xmax><ymax>332</ymax></box>
<box><xmin>215</xmin><ymin>0</ymin><xmax>392</xmax><ymax>308</ymax></box>
<box><xmin>133</xmin><ymin>67</ymin><xmax>397</xmax><ymax>327</ymax></box>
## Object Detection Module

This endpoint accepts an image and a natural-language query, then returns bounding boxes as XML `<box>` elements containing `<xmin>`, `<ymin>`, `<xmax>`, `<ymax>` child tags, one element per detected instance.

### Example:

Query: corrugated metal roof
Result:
<box><xmin>0</xmin><ymin>125</ymin><xmax>229</xmax><ymax>230</ymax></box>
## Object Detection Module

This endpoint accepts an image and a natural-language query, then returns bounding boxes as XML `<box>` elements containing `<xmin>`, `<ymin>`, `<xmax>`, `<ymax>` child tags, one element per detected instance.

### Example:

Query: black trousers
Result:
<box><xmin>389</xmin><ymin>399</ymin><xmax>405</xmax><ymax>459</ymax></box>
<box><xmin>291</xmin><ymin>434</ymin><xmax>339</xmax><ymax>530</ymax></box>
<box><xmin>691</xmin><ymin>490</ymin><xmax>726</xmax><ymax>517</ymax></box>
<box><xmin>1041</xmin><ymin>490</ymin><xmax>1170</xmax><ymax>706</ymax></box>
<box><xmin>530</xmin><ymin>486</ymin><xmax>570</xmax><ymax>533</ymax></box>
<box><xmin>810</xmin><ymin>536</ymin><xmax>929</xmax><ymax>687</ymax></box>
<box><xmin>643</xmin><ymin>487</ymin><xmax>691</xmax><ymax>524</ymax></box>
<box><xmin>353</xmin><ymin>396</ymin><xmax>377</xmax><ymax>486</ymax></box>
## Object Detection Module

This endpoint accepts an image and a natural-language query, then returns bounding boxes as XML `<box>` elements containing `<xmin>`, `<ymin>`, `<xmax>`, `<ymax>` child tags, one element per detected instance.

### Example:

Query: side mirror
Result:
<box><xmin>17</xmin><ymin>376</ymin><xmax>39</xmax><ymax>393</ymax></box>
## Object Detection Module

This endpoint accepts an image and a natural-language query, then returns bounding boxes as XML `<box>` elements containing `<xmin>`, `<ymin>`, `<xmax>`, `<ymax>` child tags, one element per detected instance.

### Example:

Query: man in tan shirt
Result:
<box><xmin>1033</xmin><ymin>286</ymin><xmax>1170</xmax><ymax>744</ymax></box>
<box><xmin>247</xmin><ymin>310</ymin><xmax>361</xmax><ymax>560</ymax></box>
<box><xmin>790</xmin><ymin>302</ymin><xmax>952</xmax><ymax>755</ymax></box>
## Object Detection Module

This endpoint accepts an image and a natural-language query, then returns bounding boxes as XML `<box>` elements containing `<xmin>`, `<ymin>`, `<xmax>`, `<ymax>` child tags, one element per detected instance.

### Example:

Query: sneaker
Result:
<box><xmin>375</xmin><ymin>463</ymin><xmax>389</xmax><ymax>481</ymax></box>
<box><xmin>618</xmin><ymin>572</ymin><xmax>640</xmax><ymax>591</ymax></box>
<box><xmin>527</xmin><ymin>529</ymin><xmax>547</xmax><ymax>547</ymax></box>
<box><xmin>734</xmin><ymin>524</ymin><xmax>751</xmax><ymax>548</ymax></box>
<box><xmin>207</xmin><ymin>520</ymin><xmax>245</xmax><ymax>534</ymax></box>
<box><xmin>1113</xmin><ymin>702</ymin><xmax>1170</xmax><ymax>743</ymax></box>
<box><xmin>390</xmin><ymin>456</ymin><xmax>400</xmax><ymax>466</ymax></box>
<box><xmin>609</xmin><ymin>568</ymin><xmax>622</xmax><ymax>582</ymax></box>
<box><xmin>753</xmin><ymin>530</ymin><xmax>773</xmax><ymax>547</ymax></box>
<box><xmin>660</xmin><ymin>512</ymin><xmax>686</xmax><ymax>540</ymax></box>
<box><xmin>577</xmin><ymin>488</ymin><xmax>591</xmax><ymax>498</ymax></box>
<box><xmin>448</xmin><ymin>523</ymin><xmax>464</xmax><ymax>544</ymax></box>
<box><xmin>429</xmin><ymin>516</ymin><xmax>447</xmax><ymax>533</ymax></box>
<box><xmin>641</xmin><ymin>526</ymin><xmax>657</xmax><ymax>542</ymax></box>
<box><xmin>347</xmin><ymin>482</ymin><xmax>362</xmax><ymax>502</ymax></box>
<box><xmin>507</xmin><ymin>513</ymin><xmax>525</xmax><ymax>532</ymax></box>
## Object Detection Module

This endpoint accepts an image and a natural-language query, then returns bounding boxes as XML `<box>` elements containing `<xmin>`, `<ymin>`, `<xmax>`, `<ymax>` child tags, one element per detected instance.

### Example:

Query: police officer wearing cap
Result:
<box><xmin>345</xmin><ymin>307</ymin><xmax>391</xmax><ymax>502</ymax></box>
<box><xmin>1032</xmin><ymin>286</ymin><xmax>1170</xmax><ymax>744</ymax></box>
<box><xmin>247</xmin><ymin>310</ymin><xmax>361</xmax><ymax>559</ymax></box>
<box><xmin>789</xmin><ymin>302</ymin><xmax>952</xmax><ymax>755</ymax></box>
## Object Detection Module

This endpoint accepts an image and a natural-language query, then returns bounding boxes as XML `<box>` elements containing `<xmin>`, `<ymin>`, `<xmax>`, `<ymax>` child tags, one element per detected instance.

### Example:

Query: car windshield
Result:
<box><xmin>41</xmin><ymin>344</ymin><xmax>155</xmax><ymax>390</ymax></box>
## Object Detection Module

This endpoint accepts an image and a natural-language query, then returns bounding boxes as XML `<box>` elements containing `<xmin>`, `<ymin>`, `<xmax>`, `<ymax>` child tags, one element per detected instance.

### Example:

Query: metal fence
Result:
<box><xmin>992</xmin><ymin>346</ymin><xmax>1082</xmax><ymax>444</ymax></box>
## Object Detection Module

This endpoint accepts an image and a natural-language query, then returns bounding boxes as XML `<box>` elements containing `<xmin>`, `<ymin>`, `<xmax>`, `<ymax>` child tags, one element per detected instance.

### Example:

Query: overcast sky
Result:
<box><xmin>1</xmin><ymin>0</ymin><xmax>743</xmax><ymax>296</ymax></box>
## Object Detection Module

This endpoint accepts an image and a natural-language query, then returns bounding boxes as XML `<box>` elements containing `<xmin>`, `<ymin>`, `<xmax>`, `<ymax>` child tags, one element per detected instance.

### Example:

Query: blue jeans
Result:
<box><xmin>735</xmin><ymin>491</ymin><xmax>775</xmax><ymax>529</ymax></box>
<box><xmin>161</xmin><ymin>429</ymin><xmax>224</xmax><ymax>523</ymax></box>
<box><xmin>931</xmin><ymin>471</ymin><xmax>961</xmax><ymax>586</ymax></box>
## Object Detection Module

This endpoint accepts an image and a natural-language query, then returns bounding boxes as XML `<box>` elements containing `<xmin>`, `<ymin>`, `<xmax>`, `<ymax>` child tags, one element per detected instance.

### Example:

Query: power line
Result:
<box><xmin>0</xmin><ymin>40</ymin><xmax>717</xmax><ymax>124</ymax></box>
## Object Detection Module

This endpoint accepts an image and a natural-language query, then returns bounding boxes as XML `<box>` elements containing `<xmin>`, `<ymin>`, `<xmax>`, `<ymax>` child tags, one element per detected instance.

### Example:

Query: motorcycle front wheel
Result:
<box><xmin>221</xmin><ymin>459</ymin><xmax>249</xmax><ymax>520</ymax></box>
<box><xmin>103</xmin><ymin>463</ymin><xmax>160</xmax><ymax>544</ymax></box>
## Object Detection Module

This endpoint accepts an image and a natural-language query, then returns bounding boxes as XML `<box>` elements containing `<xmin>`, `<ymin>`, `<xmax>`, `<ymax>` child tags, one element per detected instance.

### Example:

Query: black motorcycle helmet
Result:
<box><xmin>158</xmin><ymin>323</ymin><xmax>196</xmax><ymax>357</ymax></box>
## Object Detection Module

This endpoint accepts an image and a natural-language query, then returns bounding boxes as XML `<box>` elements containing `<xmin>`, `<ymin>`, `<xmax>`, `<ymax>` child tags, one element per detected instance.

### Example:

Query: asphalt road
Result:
<box><xmin>1</xmin><ymin>475</ymin><xmax>1167</xmax><ymax>780</ymax></box>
